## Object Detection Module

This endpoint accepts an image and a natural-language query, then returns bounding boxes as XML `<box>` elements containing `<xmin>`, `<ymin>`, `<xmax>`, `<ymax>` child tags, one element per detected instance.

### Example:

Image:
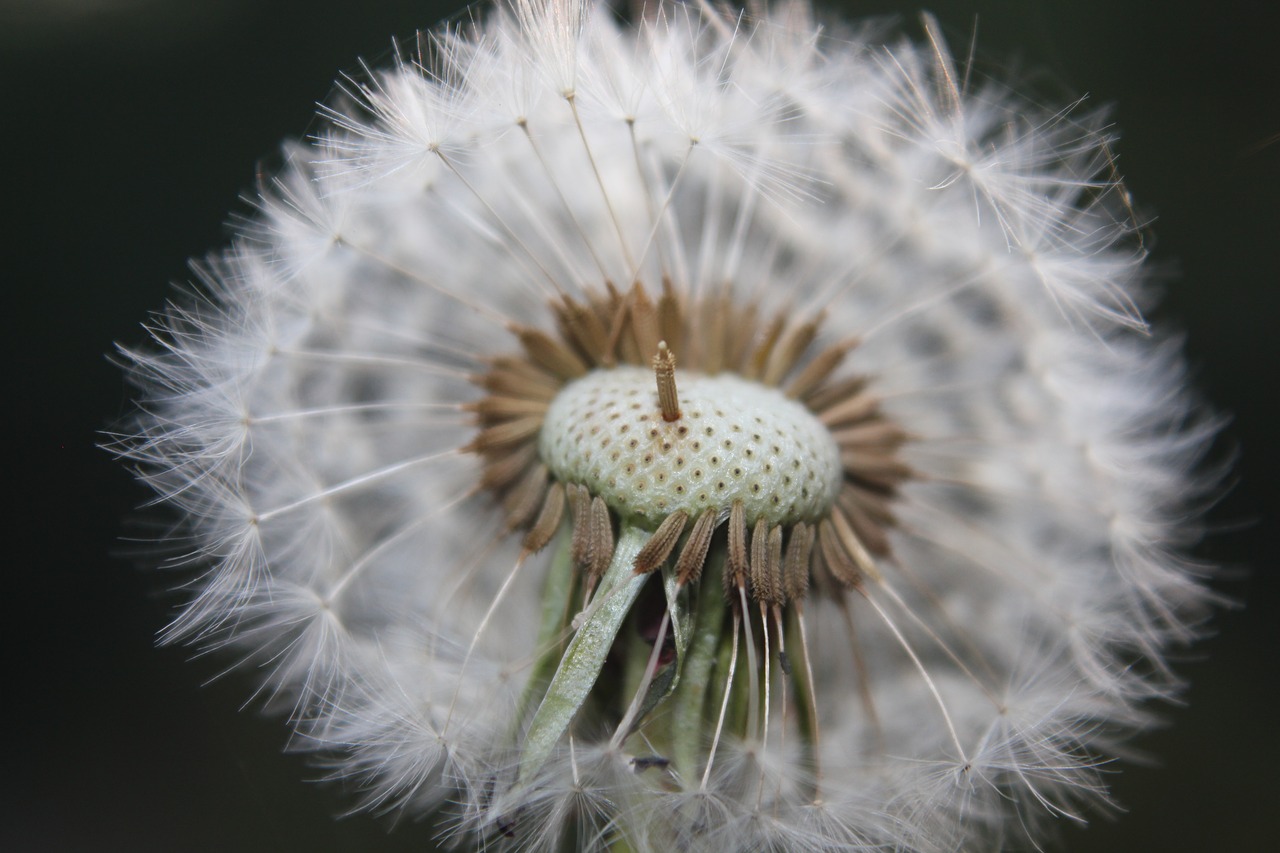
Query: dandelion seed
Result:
<box><xmin>111</xmin><ymin>1</ymin><xmax>1221</xmax><ymax>850</ymax></box>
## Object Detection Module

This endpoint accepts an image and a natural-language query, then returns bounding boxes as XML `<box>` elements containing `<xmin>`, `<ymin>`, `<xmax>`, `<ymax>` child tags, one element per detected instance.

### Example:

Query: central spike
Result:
<box><xmin>653</xmin><ymin>341</ymin><xmax>681</xmax><ymax>422</ymax></box>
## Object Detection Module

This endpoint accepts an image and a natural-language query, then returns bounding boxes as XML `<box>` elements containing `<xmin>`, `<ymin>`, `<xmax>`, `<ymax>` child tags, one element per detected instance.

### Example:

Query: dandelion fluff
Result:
<box><xmin>111</xmin><ymin>1</ymin><xmax>1219</xmax><ymax>850</ymax></box>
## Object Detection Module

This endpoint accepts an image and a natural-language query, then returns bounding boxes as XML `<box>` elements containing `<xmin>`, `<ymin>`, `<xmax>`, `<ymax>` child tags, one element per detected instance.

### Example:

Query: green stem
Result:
<box><xmin>671</xmin><ymin>551</ymin><xmax>727</xmax><ymax>784</ymax></box>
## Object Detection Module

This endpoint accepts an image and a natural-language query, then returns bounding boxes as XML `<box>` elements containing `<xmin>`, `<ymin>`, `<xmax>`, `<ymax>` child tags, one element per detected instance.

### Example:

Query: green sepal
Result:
<box><xmin>616</xmin><ymin>562</ymin><xmax>694</xmax><ymax>745</ymax></box>
<box><xmin>516</xmin><ymin>523</ymin><xmax>651</xmax><ymax>785</ymax></box>
<box><xmin>515</xmin><ymin>524</ymin><xmax>578</xmax><ymax>725</ymax></box>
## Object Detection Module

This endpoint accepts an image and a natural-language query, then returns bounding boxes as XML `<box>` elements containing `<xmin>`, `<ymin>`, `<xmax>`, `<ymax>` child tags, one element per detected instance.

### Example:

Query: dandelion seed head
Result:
<box><xmin>111</xmin><ymin>1</ymin><xmax>1220</xmax><ymax>850</ymax></box>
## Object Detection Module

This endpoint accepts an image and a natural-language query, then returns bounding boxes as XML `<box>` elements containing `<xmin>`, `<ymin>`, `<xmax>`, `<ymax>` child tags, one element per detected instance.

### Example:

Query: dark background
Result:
<box><xmin>5</xmin><ymin>1</ymin><xmax>1276</xmax><ymax>850</ymax></box>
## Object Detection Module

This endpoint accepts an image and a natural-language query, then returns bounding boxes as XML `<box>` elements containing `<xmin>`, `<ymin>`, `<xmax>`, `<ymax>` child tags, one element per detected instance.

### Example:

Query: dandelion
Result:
<box><xmin>112</xmin><ymin>0</ymin><xmax>1220</xmax><ymax>849</ymax></box>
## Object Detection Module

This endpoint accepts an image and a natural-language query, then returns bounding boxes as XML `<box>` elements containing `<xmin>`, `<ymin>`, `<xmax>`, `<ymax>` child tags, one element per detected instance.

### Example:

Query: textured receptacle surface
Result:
<box><xmin>539</xmin><ymin>367</ymin><xmax>842</xmax><ymax>526</ymax></box>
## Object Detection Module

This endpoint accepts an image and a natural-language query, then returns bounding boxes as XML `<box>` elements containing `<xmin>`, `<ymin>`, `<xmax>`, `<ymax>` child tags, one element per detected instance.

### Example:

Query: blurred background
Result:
<box><xmin>4</xmin><ymin>0</ymin><xmax>1276</xmax><ymax>849</ymax></box>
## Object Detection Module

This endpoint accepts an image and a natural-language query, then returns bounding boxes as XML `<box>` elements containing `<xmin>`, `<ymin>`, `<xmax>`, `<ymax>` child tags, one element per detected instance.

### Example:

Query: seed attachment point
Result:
<box><xmin>653</xmin><ymin>341</ymin><xmax>681</xmax><ymax>422</ymax></box>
